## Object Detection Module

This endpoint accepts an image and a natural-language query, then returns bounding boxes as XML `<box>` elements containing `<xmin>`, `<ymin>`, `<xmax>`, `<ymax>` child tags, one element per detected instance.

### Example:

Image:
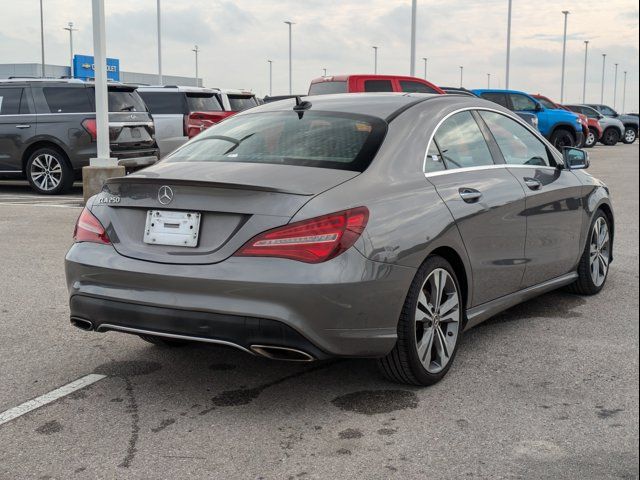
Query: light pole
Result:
<box><xmin>372</xmin><ymin>46</ymin><xmax>378</xmax><ymax>74</ymax></box>
<box><xmin>39</xmin><ymin>0</ymin><xmax>45</xmax><ymax>77</ymax></box>
<box><xmin>284</xmin><ymin>21</ymin><xmax>294</xmax><ymax>95</ymax></box>
<box><xmin>622</xmin><ymin>71</ymin><xmax>627</xmax><ymax>112</ymax></box>
<box><xmin>267</xmin><ymin>60</ymin><xmax>273</xmax><ymax>96</ymax></box>
<box><xmin>63</xmin><ymin>22</ymin><xmax>78</xmax><ymax>77</ymax></box>
<box><xmin>422</xmin><ymin>57</ymin><xmax>428</xmax><ymax>79</ymax></box>
<box><xmin>192</xmin><ymin>45</ymin><xmax>199</xmax><ymax>86</ymax></box>
<box><xmin>560</xmin><ymin>11</ymin><xmax>570</xmax><ymax>103</ymax></box>
<box><xmin>600</xmin><ymin>53</ymin><xmax>606</xmax><ymax>103</ymax></box>
<box><xmin>410</xmin><ymin>0</ymin><xmax>417</xmax><ymax>76</ymax></box>
<box><xmin>506</xmin><ymin>0</ymin><xmax>512</xmax><ymax>89</ymax></box>
<box><xmin>157</xmin><ymin>0</ymin><xmax>163</xmax><ymax>84</ymax></box>
<box><xmin>487</xmin><ymin>73</ymin><xmax>491</xmax><ymax>88</ymax></box>
<box><xmin>459</xmin><ymin>66</ymin><xmax>464</xmax><ymax>88</ymax></box>
<box><xmin>613</xmin><ymin>63</ymin><xmax>618</xmax><ymax>109</ymax></box>
<box><xmin>322</xmin><ymin>68</ymin><xmax>327</xmax><ymax>76</ymax></box>
<box><xmin>582</xmin><ymin>40</ymin><xmax>589</xmax><ymax>103</ymax></box>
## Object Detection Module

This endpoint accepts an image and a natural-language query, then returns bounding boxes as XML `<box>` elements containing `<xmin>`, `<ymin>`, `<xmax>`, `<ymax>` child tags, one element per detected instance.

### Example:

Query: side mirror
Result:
<box><xmin>563</xmin><ymin>147</ymin><xmax>589</xmax><ymax>170</ymax></box>
<box><xmin>598</xmin><ymin>114</ymin><xmax>605</xmax><ymax>120</ymax></box>
<box><xmin>534</xmin><ymin>103</ymin><xmax>543</xmax><ymax>112</ymax></box>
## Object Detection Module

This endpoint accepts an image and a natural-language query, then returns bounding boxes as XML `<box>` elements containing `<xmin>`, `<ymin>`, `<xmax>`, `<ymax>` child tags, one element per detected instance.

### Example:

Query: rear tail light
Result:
<box><xmin>183</xmin><ymin>114</ymin><xmax>189</xmax><ymax>137</ymax></box>
<box><xmin>73</xmin><ymin>208</ymin><xmax>111</xmax><ymax>245</ymax></box>
<box><xmin>235</xmin><ymin>207</ymin><xmax>369</xmax><ymax>263</ymax></box>
<box><xmin>81</xmin><ymin>119</ymin><xmax>97</xmax><ymax>141</ymax></box>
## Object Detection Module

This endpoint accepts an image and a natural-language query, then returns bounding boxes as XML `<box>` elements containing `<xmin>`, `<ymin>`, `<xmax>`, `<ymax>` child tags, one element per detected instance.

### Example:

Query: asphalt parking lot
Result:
<box><xmin>0</xmin><ymin>144</ymin><xmax>638</xmax><ymax>479</ymax></box>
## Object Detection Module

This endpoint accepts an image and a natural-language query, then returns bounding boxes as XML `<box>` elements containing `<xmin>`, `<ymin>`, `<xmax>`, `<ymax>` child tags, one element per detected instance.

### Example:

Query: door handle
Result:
<box><xmin>524</xmin><ymin>178</ymin><xmax>542</xmax><ymax>190</ymax></box>
<box><xmin>15</xmin><ymin>124</ymin><xmax>31</xmax><ymax>129</ymax></box>
<box><xmin>459</xmin><ymin>188</ymin><xmax>483</xmax><ymax>203</ymax></box>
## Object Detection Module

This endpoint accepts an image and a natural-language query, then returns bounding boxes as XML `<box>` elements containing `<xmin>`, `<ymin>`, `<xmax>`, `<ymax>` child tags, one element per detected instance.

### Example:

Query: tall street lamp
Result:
<box><xmin>600</xmin><ymin>53</ymin><xmax>606</xmax><ymax>103</ymax></box>
<box><xmin>459</xmin><ymin>66</ymin><xmax>464</xmax><ymax>88</ymax></box>
<box><xmin>613</xmin><ymin>63</ymin><xmax>618</xmax><ymax>109</ymax></box>
<box><xmin>39</xmin><ymin>0</ymin><xmax>46</xmax><ymax>77</ymax></box>
<box><xmin>410</xmin><ymin>0</ymin><xmax>417</xmax><ymax>76</ymax></box>
<box><xmin>284</xmin><ymin>21</ymin><xmax>294</xmax><ymax>94</ymax></box>
<box><xmin>487</xmin><ymin>73</ymin><xmax>491</xmax><ymax>88</ymax></box>
<box><xmin>506</xmin><ymin>0</ymin><xmax>513</xmax><ymax>89</ymax></box>
<box><xmin>582</xmin><ymin>40</ymin><xmax>589</xmax><ymax>103</ymax></box>
<box><xmin>267</xmin><ymin>60</ymin><xmax>273</xmax><ymax>96</ymax></box>
<box><xmin>192</xmin><ymin>45</ymin><xmax>200</xmax><ymax>86</ymax></box>
<box><xmin>560</xmin><ymin>11</ymin><xmax>570</xmax><ymax>103</ymax></box>
<box><xmin>157</xmin><ymin>0</ymin><xmax>163</xmax><ymax>84</ymax></box>
<box><xmin>422</xmin><ymin>57</ymin><xmax>428</xmax><ymax>79</ymax></box>
<box><xmin>622</xmin><ymin>71</ymin><xmax>627</xmax><ymax>112</ymax></box>
<box><xmin>63</xmin><ymin>22</ymin><xmax>78</xmax><ymax>77</ymax></box>
<box><xmin>322</xmin><ymin>68</ymin><xmax>327</xmax><ymax>76</ymax></box>
<box><xmin>372</xmin><ymin>46</ymin><xmax>379</xmax><ymax>74</ymax></box>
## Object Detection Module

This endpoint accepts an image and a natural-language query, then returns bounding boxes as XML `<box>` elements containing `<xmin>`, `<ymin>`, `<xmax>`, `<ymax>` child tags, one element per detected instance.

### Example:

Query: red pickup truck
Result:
<box><xmin>308</xmin><ymin>74</ymin><xmax>445</xmax><ymax>96</ymax></box>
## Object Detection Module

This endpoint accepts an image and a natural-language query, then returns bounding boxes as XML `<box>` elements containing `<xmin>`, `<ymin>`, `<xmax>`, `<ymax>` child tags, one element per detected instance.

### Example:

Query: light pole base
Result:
<box><xmin>82</xmin><ymin>164</ymin><xmax>125</xmax><ymax>203</ymax></box>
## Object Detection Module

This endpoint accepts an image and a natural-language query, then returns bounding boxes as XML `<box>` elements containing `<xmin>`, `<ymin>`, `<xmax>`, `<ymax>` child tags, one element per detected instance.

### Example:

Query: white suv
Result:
<box><xmin>218</xmin><ymin>89</ymin><xmax>259</xmax><ymax>112</ymax></box>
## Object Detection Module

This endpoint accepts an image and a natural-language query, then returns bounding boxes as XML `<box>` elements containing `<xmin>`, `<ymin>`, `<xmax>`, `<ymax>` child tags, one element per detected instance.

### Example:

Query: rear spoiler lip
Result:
<box><xmin>105</xmin><ymin>176</ymin><xmax>315</xmax><ymax>196</ymax></box>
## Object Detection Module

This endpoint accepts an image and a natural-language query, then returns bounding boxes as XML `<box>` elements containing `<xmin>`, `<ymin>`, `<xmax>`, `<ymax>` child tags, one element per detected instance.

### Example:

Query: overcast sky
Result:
<box><xmin>1</xmin><ymin>0</ymin><xmax>638</xmax><ymax>110</ymax></box>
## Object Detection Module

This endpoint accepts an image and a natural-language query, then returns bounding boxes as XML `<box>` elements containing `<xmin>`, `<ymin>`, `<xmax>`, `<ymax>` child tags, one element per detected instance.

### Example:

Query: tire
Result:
<box><xmin>584</xmin><ymin>128</ymin><xmax>598</xmax><ymax>148</ymax></box>
<box><xmin>378</xmin><ymin>255</ymin><xmax>464</xmax><ymax>386</ymax></box>
<box><xmin>550</xmin><ymin>128</ymin><xmax>575</xmax><ymax>150</ymax></box>
<box><xmin>139</xmin><ymin>334</ymin><xmax>189</xmax><ymax>347</ymax></box>
<box><xmin>622</xmin><ymin>126</ymin><xmax>637</xmax><ymax>144</ymax></box>
<box><xmin>600</xmin><ymin>127</ymin><xmax>620</xmax><ymax>146</ymax></box>
<box><xmin>566</xmin><ymin>211</ymin><xmax>611</xmax><ymax>295</ymax></box>
<box><xmin>25</xmin><ymin>147</ymin><xmax>74</xmax><ymax>195</ymax></box>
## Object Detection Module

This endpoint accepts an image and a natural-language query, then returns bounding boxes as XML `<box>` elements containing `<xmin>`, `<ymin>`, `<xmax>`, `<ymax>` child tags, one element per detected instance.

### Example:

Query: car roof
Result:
<box><xmin>471</xmin><ymin>88</ymin><xmax>531</xmax><ymax>96</ymax></box>
<box><xmin>137</xmin><ymin>85</ymin><xmax>221</xmax><ymax>94</ymax></box>
<box><xmin>219</xmin><ymin>88</ymin><xmax>255</xmax><ymax>95</ymax></box>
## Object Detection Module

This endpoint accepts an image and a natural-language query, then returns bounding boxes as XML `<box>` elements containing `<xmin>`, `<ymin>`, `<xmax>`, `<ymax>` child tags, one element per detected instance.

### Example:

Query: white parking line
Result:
<box><xmin>0</xmin><ymin>374</ymin><xmax>106</xmax><ymax>426</ymax></box>
<box><xmin>0</xmin><ymin>202</ymin><xmax>82</xmax><ymax>209</ymax></box>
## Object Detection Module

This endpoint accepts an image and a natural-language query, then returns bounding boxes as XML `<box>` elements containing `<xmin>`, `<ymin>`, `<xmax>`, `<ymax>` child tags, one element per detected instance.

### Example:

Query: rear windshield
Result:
<box><xmin>228</xmin><ymin>95</ymin><xmax>258</xmax><ymax>111</ymax></box>
<box><xmin>186</xmin><ymin>93</ymin><xmax>223</xmax><ymax>112</ymax></box>
<box><xmin>105</xmin><ymin>89</ymin><xmax>147</xmax><ymax>112</ymax></box>
<box><xmin>165</xmin><ymin>111</ymin><xmax>387</xmax><ymax>172</ymax></box>
<box><xmin>308</xmin><ymin>81</ymin><xmax>348</xmax><ymax>95</ymax></box>
<box><xmin>138</xmin><ymin>91</ymin><xmax>185</xmax><ymax>114</ymax></box>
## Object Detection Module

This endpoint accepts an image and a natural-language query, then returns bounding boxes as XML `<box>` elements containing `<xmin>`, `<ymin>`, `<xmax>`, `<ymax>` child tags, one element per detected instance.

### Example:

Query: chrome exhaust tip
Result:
<box><xmin>250</xmin><ymin>345</ymin><xmax>315</xmax><ymax>362</ymax></box>
<box><xmin>70</xmin><ymin>317</ymin><xmax>94</xmax><ymax>331</ymax></box>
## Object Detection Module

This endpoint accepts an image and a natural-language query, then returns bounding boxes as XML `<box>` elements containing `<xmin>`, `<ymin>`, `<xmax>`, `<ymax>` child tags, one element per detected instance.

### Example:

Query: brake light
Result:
<box><xmin>81</xmin><ymin>119</ymin><xmax>97</xmax><ymax>141</ymax></box>
<box><xmin>183</xmin><ymin>114</ymin><xmax>189</xmax><ymax>137</ymax></box>
<box><xmin>235</xmin><ymin>207</ymin><xmax>369</xmax><ymax>263</ymax></box>
<box><xmin>73</xmin><ymin>208</ymin><xmax>111</xmax><ymax>245</ymax></box>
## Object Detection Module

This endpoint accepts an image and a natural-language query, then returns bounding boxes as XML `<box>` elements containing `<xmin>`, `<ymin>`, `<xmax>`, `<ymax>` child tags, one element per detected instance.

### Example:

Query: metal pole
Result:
<box><xmin>560</xmin><ymin>11</ymin><xmax>569</xmax><ymax>103</ymax></box>
<box><xmin>613</xmin><ymin>63</ymin><xmax>618</xmax><ymax>109</ymax></box>
<box><xmin>506</xmin><ymin>0</ymin><xmax>512</xmax><ymax>89</ymax></box>
<box><xmin>192</xmin><ymin>45</ymin><xmax>199</xmax><ymax>86</ymax></box>
<box><xmin>63</xmin><ymin>22</ymin><xmax>78</xmax><ymax>77</ymax></box>
<box><xmin>39</xmin><ymin>0</ymin><xmax>45</xmax><ymax>77</ymax></box>
<box><xmin>459</xmin><ymin>66</ymin><xmax>464</xmax><ymax>88</ymax></box>
<box><xmin>284</xmin><ymin>21</ymin><xmax>294</xmax><ymax>95</ymax></box>
<box><xmin>422</xmin><ymin>57</ymin><xmax>428</xmax><ymax>79</ymax></box>
<box><xmin>372</xmin><ymin>46</ymin><xmax>378</xmax><ymax>74</ymax></box>
<box><xmin>157</xmin><ymin>0</ymin><xmax>163</xmax><ymax>84</ymax></box>
<box><xmin>487</xmin><ymin>73</ymin><xmax>491</xmax><ymax>88</ymax></box>
<box><xmin>582</xmin><ymin>40</ymin><xmax>589</xmax><ymax>103</ymax></box>
<box><xmin>622</xmin><ymin>71</ymin><xmax>627</xmax><ymax>112</ymax></box>
<box><xmin>91</xmin><ymin>0</ymin><xmax>111</xmax><ymax>165</ymax></box>
<box><xmin>267</xmin><ymin>60</ymin><xmax>273</xmax><ymax>96</ymax></box>
<box><xmin>322</xmin><ymin>68</ymin><xmax>327</xmax><ymax>76</ymax></box>
<box><xmin>410</xmin><ymin>0</ymin><xmax>417</xmax><ymax>76</ymax></box>
<box><xmin>600</xmin><ymin>54</ymin><xmax>606</xmax><ymax>103</ymax></box>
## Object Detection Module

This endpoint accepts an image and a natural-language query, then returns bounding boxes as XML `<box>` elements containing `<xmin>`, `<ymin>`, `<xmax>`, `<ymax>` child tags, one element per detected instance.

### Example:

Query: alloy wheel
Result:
<box><xmin>625</xmin><ymin>129</ymin><xmax>637</xmax><ymax>143</ymax></box>
<box><xmin>30</xmin><ymin>153</ymin><xmax>62</xmax><ymax>192</ymax></box>
<box><xmin>586</xmin><ymin>131</ymin><xmax>596</xmax><ymax>147</ymax></box>
<box><xmin>589</xmin><ymin>217</ymin><xmax>610</xmax><ymax>287</ymax></box>
<box><xmin>415</xmin><ymin>268</ymin><xmax>460</xmax><ymax>374</ymax></box>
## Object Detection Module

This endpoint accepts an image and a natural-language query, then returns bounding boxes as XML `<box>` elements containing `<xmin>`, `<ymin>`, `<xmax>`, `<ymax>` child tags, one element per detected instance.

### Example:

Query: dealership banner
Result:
<box><xmin>72</xmin><ymin>54</ymin><xmax>120</xmax><ymax>81</ymax></box>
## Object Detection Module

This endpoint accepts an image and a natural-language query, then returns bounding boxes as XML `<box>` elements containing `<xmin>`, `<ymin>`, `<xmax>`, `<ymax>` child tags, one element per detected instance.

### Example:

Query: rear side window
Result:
<box><xmin>433</xmin><ymin>111</ymin><xmax>494</xmax><ymax>169</ymax></box>
<box><xmin>228</xmin><ymin>95</ymin><xmax>258</xmax><ymax>112</ymax></box>
<box><xmin>0</xmin><ymin>87</ymin><xmax>29</xmax><ymax>115</ymax></box>
<box><xmin>479</xmin><ymin>111</ymin><xmax>552</xmax><ymax>167</ymax></box>
<box><xmin>42</xmin><ymin>87</ymin><xmax>92</xmax><ymax>113</ymax></box>
<box><xmin>399</xmin><ymin>81</ymin><xmax>438</xmax><ymax>94</ymax></box>
<box><xmin>308</xmin><ymin>81</ymin><xmax>347</xmax><ymax>95</ymax></box>
<box><xmin>424</xmin><ymin>140</ymin><xmax>446</xmax><ymax>173</ymax></box>
<box><xmin>509</xmin><ymin>94</ymin><xmax>537</xmax><ymax>111</ymax></box>
<box><xmin>186</xmin><ymin>93</ymin><xmax>222</xmax><ymax>112</ymax></box>
<box><xmin>480</xmin><ymin>92</ymin><xmax>509</xmax><ymax>108</ymax></box>
<box><xmin>166</xmin><ymin>111</ymin><xmax>387</xmax><ymax>172</ymax></box>
<box><xmin>364</xmin><ymin>80</ymin><xmax>393</xmax><ymax>92</ymax></box>
<box><xmin>138</xmin><ymin>92</ymin><xmax>186</xmax><ymax>114</ymax></box>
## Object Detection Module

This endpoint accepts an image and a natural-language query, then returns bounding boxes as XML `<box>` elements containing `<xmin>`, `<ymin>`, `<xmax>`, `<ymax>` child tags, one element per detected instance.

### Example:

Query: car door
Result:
<box><xmin>478</xmin><ymin>110</ymin><xmax>584</xmax><ymax>287</ymax></box>
<box><xmin>137</xmin><ymin>91</ymin><xmax>187</xmax><ymax>157</ymax></box>
<box><xmin>425</xmin><ymin>110</ymin><xmax>528</xmax><ymax>306</ymax></box>
<box><xmin>0</xmin><ymin>85</ymin><xmax>36</xmax><ymax>173</ymax></box>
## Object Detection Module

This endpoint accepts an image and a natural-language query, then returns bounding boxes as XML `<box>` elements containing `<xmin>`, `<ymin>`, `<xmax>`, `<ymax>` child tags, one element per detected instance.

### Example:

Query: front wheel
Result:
<box><xmin>622</xmin><ymin>126</ymin><xmax>637</xmax><ymax>144</ymax></box>
<box><xmin>584</xmin><ymin>128</ymin><xmax>598</xmax><ymax>148</ymax></box>
<box><xmin>26</xmin><ymin>147</ymin><xmax>74</xmax><ymax>195</ymax></box>
<box><xmin>378</xmin><ymin>256</ymin><xmax>464</xmax><ymax>386</ymax></box>
<box><xmin>550</xmin><ymin>129</ymin><xmax>575</xmax><ymax>150</ymax></box>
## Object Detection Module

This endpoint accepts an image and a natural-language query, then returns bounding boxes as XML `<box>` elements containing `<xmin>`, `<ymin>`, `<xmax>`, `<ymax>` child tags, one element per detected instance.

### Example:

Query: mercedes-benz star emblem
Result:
<box><xmin>158</xmin><ymin>186</ymin><xmax>174</xmax><ymax>205</ymax></box>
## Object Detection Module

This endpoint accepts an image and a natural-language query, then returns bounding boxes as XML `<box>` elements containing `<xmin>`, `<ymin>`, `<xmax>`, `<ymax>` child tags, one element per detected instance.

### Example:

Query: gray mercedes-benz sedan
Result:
<box><xmin>65</xmin><ymin>93</ymin><xmax>614</xmax><ymax>386</ymax></box>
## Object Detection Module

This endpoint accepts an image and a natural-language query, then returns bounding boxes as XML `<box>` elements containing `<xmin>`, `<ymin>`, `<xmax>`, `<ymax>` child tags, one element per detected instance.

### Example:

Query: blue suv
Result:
<box><xmin>472</xmin><ymin>89</ymin><xmax>583</xmax><ymax>149</ymax></box>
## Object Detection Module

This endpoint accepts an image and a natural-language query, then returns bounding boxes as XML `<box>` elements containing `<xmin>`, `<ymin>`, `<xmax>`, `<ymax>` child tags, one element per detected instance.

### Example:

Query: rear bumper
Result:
<box><xmin>65</xmin><ymin>242</ymin><xmax>416</xmax><ymax>357</ymax></box>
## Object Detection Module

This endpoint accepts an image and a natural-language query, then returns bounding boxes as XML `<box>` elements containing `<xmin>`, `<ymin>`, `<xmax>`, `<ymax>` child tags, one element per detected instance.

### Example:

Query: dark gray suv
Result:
<box><xmin>0</xmin><ymin>79</ymin><xmax>159</xmax><ymax>194</ymax></box>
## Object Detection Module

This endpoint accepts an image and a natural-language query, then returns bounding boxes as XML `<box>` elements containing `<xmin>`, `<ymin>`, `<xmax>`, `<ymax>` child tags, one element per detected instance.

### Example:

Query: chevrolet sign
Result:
<box><xmin>73</xmin><ymin>54</ymin><xmax>120</xmax><ymax>81</ymax></box>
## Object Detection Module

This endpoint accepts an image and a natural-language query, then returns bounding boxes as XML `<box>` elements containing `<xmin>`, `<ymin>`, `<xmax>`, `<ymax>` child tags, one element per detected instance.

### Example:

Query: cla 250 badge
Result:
<box><xmin>97</xmin><ymin>194</ymin><xmax>121</xmax><ymax>205</ymax></box>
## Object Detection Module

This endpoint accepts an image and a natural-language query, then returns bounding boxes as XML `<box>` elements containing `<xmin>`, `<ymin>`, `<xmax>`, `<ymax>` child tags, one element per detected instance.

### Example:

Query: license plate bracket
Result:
<box><xmin>143</xmin><ymin>210</ymin><xmax>201</xmax><ymax>247</ymax></box>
